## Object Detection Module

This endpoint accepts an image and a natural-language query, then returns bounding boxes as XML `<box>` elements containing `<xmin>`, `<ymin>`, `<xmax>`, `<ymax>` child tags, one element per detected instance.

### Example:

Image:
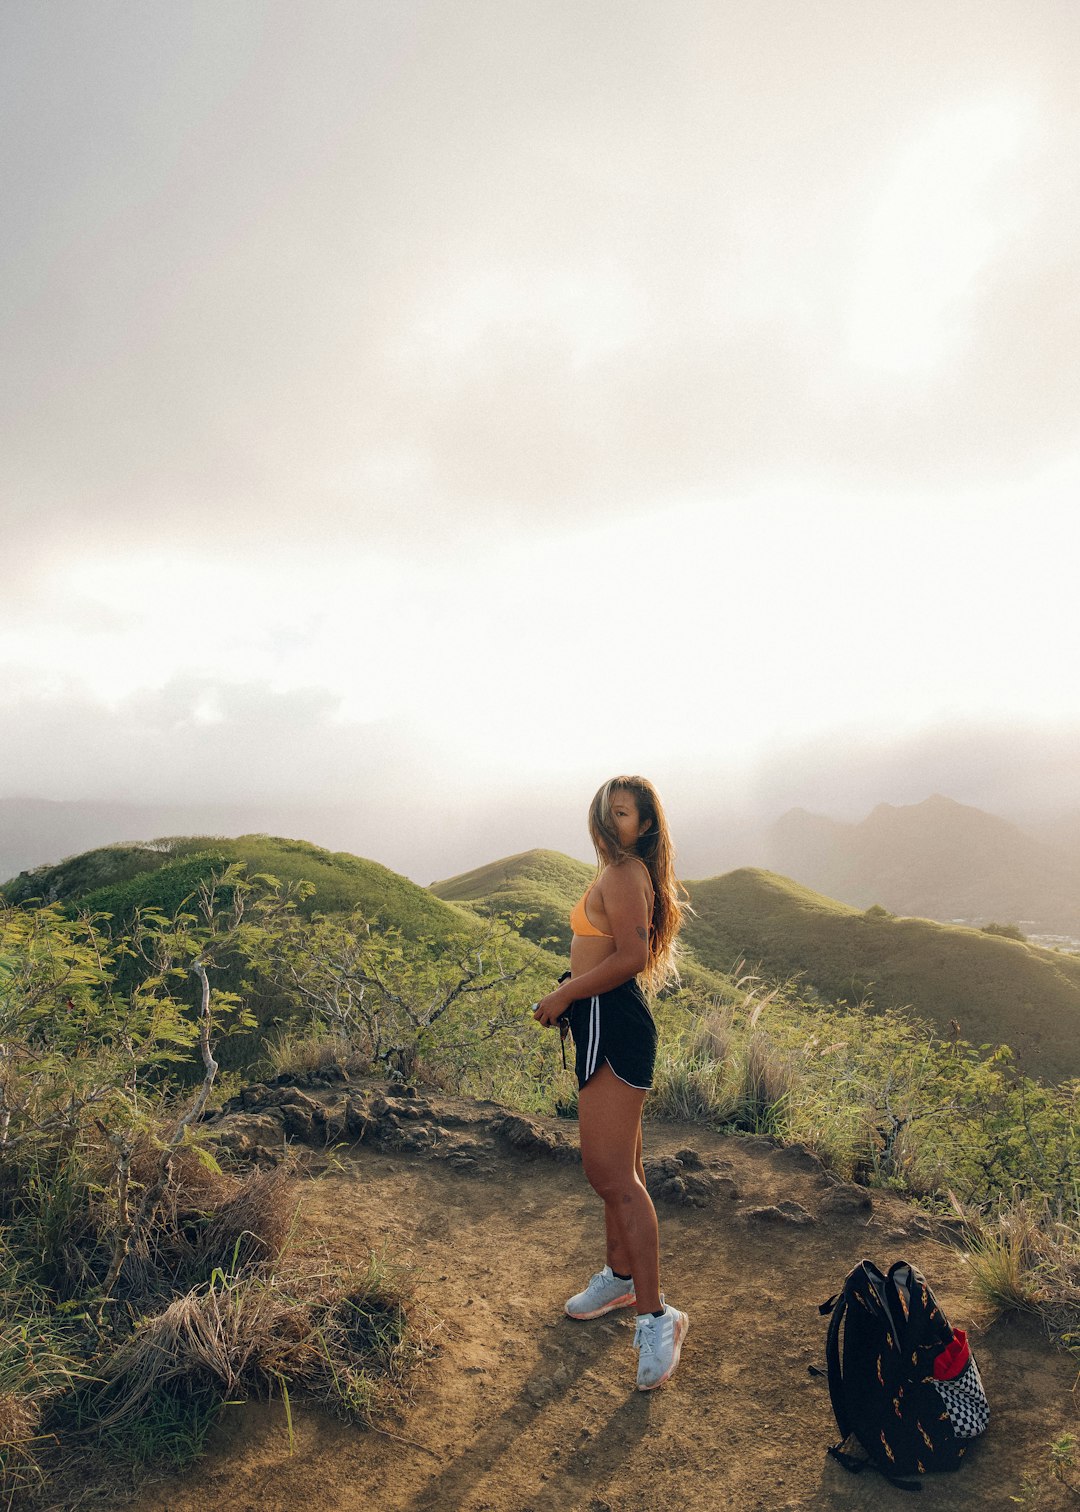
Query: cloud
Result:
<box><xmin>4</xmin><ymin>1</ymin><xmax>1080</xmax><ymax>878</ymax></box>
<box><xmin>0</xmin><ymin>676</ymin><xmax>424</xmax><ymax>806</ymax></box>
<box><xmin>746</xmin><ymin>719</ymin><xmax>1080</xmax><ymax>822</ymax></box>
<box><xmin>2</xmin><ymin>1</ymin><xmax>1079</xmax><ymax>566</ymax></box>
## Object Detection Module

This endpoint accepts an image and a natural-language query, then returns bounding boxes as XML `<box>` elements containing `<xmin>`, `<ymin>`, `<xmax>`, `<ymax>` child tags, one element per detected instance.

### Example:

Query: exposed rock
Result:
<box><xmin>345</xmin><ymin>1096</ymin><xmax>375</xmax><ymax>1139</ymax></box>
<box><xmin>212</xmin><ymin>1112</ymin><xmax>285</xmax><ymax>1165</ymax></box>
<box><xmin>645</xmin><ymin>1155</ymin><xmax>740</xmax><ymax>1208</ymax></box>
<box><xmin>361</xmin><ymin>1092</ymin><xmax>434</xmax><ymax>1127</ymax></box>
<box><xmin>491</xmin><ymin>1114</ymin><xmax>578</xmax><ymax>1163</ymax></box>
<box><xmin>646</xmin><ymin>1155</ymin><xmax>684</xmax><ymax>1185</ymax></box>
<box><xmin>820</xmin><ymin>1184</ymin><xmax>874</xmax><ymax>1217</ymax></box>
<box><xmin>276</xmin><ymin>1089</ymin><xmax>326</xmax><ymax>1142</ymax></box>
<box><xmin>236</xmin><ymin>1082</ymin><xmax>271</xmax><ymax>1111</ymax></box>
<box><xmin>748</xmin><ymin>1200</ymin><xmax>815</xmax><ymax>1226</ymax></box>
<box><xmin>383</xmin><ymin>1096</ymin><xmax>433</xmax><ymax>1121</ymax></box>
<box><xmin>773</xmin><ymin>1142</ymin><xmax>825</xmax><ymax>1174</ymax></box>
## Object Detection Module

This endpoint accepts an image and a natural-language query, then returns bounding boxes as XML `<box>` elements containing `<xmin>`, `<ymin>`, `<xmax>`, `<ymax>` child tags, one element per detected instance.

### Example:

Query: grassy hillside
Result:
<box><xmin>684</xmin><ymin>867</ymin><xmax>1080</xmax><ymax>1082</ymax></box>
<box><xmin>2</xmin><ymin>836</ymin><xmax>572</xmax><ymax>1081</ymax></box>
<box><xmin>431</xmin><ymin>848</ymin><xmax>737</xmax><ymax>1003</ymax></box>
<box><xmin>3</xmin><ymin>834</ymin><xmax>476</xmax><ymax>940</ymax></box>
<box><xmin>430</xmin><ymin>848</ymin><xmax>594</xmax><ymax>951</ymax></box>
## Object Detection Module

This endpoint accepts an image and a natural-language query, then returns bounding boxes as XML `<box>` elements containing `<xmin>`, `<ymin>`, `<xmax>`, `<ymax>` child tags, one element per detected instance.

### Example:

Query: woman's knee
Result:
<box><xmin>583</xmin><ymin>1162</ymin><xmax>641</xmax><ymax>1206</ymax></box>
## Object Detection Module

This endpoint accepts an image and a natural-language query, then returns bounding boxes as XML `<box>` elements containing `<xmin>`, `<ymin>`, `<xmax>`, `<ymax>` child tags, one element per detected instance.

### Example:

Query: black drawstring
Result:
<box><xmin>557</xmin><ymin>972</ymin><xmax>572</xmax><ymax>1070</ymax></box>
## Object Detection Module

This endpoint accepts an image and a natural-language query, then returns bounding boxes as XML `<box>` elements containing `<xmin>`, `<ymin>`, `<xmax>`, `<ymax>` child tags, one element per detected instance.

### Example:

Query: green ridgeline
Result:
<box><xmin>3</xmin><ymin>834</ymin><xmax>477</xmax><ymax>941</ymax></box>
<box><xmin>430</xmin><ymin>847</ymin><xmax>594</xmax><ymax>952</ymax></box>
<box><xmin>1</xmin><ymin>837</ymin><xmax>570</xmax><ymax>1077</ymax></box>
<box><xmin>683</xmin><ymin>867</ymin><xmax>1080</xmax><ymax>1084</ymax></box>
<box><xmin>430</xmin><ymin>847</ymin><xmax>734</xmax><ymax>1003</ymax></box>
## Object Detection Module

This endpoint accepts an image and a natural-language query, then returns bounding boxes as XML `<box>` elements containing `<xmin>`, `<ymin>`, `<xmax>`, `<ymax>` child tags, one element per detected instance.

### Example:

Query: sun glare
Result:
<box><xmin>847</xmin><ymin>98</ymin><xmax>1036</xmax><ymax>376</ymax></box>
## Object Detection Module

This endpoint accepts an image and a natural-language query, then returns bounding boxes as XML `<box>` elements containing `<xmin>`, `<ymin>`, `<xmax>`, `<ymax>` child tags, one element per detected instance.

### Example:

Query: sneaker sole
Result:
<box><xmin>564</xmin><ymin>1291</ymin><xmax>637</xmax><ymax>1320</ymax></box>
<box><xmin>637</xmin><ymin>1310</ymin><xmax>689</xmax><ymax>1391</ymax></box>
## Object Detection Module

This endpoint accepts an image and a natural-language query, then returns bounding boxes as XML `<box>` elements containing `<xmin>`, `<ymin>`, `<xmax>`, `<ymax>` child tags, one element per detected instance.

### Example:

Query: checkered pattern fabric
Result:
<box><xmin>933</xmin><ymin>1357</ymin><xmax>990</xmax><ymax>1439</ymax></box>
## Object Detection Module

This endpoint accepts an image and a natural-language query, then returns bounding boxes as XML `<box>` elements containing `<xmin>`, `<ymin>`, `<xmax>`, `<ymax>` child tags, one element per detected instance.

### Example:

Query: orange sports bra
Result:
<box><xmin>570</xmin><ymin>886</ymin><xmax>612</xmax><ymax>939</ymax></box>
<box><xmin>570</xmin><ymin>861</ymin><xmax>653</xmax><ymax>940</ymax></box>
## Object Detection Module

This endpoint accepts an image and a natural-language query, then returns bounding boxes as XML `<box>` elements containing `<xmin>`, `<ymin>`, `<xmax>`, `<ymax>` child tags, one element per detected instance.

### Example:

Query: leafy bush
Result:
<box><xmin>0</xmin><ymin>869</ymin><xmax>432</xmax><ymax>1501</ymax></box>
<box><xmin>982</xmin><ymin>920</ymin><xmax>1027</xmax><ymax>942</ymax></box>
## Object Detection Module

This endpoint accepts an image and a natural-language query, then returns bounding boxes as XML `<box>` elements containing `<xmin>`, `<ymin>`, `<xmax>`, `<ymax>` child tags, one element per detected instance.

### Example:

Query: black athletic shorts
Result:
<box><xmin>565</xmin><ymin>978</ymin><xmax>657</xmax><ymax>1091</ymax></box>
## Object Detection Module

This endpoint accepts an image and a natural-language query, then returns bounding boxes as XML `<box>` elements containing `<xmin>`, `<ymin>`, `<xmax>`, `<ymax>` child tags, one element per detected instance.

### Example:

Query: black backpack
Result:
<box><xmin>817</xmin><ymin>1259</ymin><xmax>989</xmax><ymax>1490</ymax></box>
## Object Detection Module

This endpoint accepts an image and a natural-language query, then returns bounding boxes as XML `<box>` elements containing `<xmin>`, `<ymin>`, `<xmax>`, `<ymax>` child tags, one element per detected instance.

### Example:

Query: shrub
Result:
<box><xmin>0</xmin><ymin>870</ymin><xmax>425</xmax><ymax>1501</ymax></box>
<box><xmin>982</xmin><ymin>921</ymin><xmax>1027</xmax><ymax>942</ymax></box>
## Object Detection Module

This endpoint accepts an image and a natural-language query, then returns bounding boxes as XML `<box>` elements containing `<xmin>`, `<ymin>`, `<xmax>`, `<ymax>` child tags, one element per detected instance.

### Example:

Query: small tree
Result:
<box><xmin>249</xmin><ymin>902</ymin><xmax>554</xmax><ymax>1083</ymax></box>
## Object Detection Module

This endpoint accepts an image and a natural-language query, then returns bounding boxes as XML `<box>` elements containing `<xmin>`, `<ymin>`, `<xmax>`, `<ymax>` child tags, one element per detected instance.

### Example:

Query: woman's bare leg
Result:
<box><xmin>602</xmin><ymin>1118</ymin><xmax>647</xmax><ymax>1274</ymax></box>
<box><xmin>578</xmin><ymin>1063</ymin><xmax>661</xmax><ymax>1314</ymax></box>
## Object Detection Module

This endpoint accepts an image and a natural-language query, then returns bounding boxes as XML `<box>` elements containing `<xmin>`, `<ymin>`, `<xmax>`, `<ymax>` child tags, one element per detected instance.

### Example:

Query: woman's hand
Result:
<box><xmin>532</xmin><ymin>985</ymin><xmax>572</xmax><ymax>1027</ymax></box>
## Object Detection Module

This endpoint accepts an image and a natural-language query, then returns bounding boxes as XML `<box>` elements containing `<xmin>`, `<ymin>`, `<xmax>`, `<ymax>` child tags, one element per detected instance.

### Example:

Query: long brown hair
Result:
<box><xmin>587</xmin><ymin>775</ymin><xmax>685</xmax><ymax>990</ymax></box>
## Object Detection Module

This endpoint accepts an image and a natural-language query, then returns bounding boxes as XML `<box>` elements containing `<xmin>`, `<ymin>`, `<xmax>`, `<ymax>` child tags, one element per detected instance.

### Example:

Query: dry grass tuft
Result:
<box><xmin>740</xmin><ymin>1030</ymin><xmax>796</xmax><ymax>1129</ymax></box>
<box><xmin>961</xmin><ymin>1198</ymin><xmax>1080</xmax><ymax>1342</ymax></box>
<box><xmin>94</xmin><ymin>1275</ymin><xmax>317</xmax><ymax>1428</ymax></box>
<box><xmin>97</xmin><ymin>1133</ymin><xmax>299</xmax><ymax>1300</ymax></box>
<box><xmin>689</xmin><ymin>1004</ymin><xmax>734</xmax><ymax>1064</ymax></box>
<box><xmin>0</xmin><ymin>1389</ymin><xmax>44</xmax><ymax>1488</ymax></box>
<box><xmin>90</xmin><ymin>1257</ymin><xmax>419</xmax><ymax>1442</ymax></box>
<box><xmin>966</xmin><ymin>1221</ymin><xmax>1044</xmax><ymax>1313</ymax></box>
<box><xmin>264</xmin><ymin>1027</ymin><xmax>370</xmax><ymax>1081</ymax></box>
<box><xmin>650</xmin><ymin>1054</ymin><xmax>738</xmax><ymax>1125</ymax></box>
<box><xmin>195</xmin><ymin>1165</ymin><xmax>298</xmax><ymax>1273</ymax></box>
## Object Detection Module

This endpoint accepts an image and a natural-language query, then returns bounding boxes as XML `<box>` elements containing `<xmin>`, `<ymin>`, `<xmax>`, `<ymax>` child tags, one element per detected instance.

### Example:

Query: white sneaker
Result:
<box><xmin>565</xmin><ymin>1265</ymin><xmax>637</xmax><ymax>1320</ymax></box>
<box><xmin>633</xmin><ymin>1302</ymin><xmax>689</xmax><ymax>1390</ymax></box>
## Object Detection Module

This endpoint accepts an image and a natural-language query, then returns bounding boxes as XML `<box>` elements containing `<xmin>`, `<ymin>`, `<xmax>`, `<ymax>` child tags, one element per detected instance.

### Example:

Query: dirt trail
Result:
<box><xmin>128</xmin><ymin>1086</ymin><xmax>1077</xmax><ymax>1511</ymax></box>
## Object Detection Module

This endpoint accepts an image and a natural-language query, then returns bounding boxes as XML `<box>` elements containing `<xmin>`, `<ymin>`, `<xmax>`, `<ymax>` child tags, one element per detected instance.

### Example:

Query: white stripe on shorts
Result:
<box><xmin>586</xmin><ymin>995</ymin><xmax>601</xmax><ymax>1081</ymax></box>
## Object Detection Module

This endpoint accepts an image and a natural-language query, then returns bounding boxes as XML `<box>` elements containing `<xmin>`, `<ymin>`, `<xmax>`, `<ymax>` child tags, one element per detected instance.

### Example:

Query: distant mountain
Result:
<box><xmin>682</xmin><ymin>867</ymin><xmax>1080</xmax><ymax>1083</ymax></box>
<box><xmin>766</xmin><ymin>795</ymin><xmax>1080</xmax><ymax>939</ymax></box>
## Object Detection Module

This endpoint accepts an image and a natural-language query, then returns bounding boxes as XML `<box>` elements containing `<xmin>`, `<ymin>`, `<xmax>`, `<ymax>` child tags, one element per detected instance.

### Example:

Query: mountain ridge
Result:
<box><xmin>767</xmin><ymin>794</ymin><xmax>1080</xmax><ymax>937</ymax></box>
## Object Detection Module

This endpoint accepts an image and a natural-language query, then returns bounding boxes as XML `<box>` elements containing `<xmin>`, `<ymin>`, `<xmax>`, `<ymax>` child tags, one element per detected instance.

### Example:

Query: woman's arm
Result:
<box><xmin>532</xmin><ymin>863</ymin><xmax>651</xmax><ymax>1027</ymax></box>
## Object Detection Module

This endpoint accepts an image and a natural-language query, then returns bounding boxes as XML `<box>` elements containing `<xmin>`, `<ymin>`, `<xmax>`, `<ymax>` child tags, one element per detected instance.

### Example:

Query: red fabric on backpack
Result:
<box><xmin>933</xmin><ymin>1328</ymin><xmax>970</xmax><ymax>1380</ymax></box>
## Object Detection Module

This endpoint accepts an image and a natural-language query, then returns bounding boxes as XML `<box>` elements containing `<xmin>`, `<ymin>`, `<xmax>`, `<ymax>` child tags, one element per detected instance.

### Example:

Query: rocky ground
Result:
<box><xmin>119</xmin><ymin>1075</ymin><xmax>1077</xmax><ymax>1511</ymax></box>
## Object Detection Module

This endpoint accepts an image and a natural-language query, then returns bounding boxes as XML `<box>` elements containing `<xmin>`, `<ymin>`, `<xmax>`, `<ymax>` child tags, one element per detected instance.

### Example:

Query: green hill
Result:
<box><xmin>430</xmin><ymin>848</ymin><xmax>595</xmax><ymax>951</ymax></box>
<box><xmin>2</xmin><ymin>834</ymin><xmax>476</xmax><ymax>940</ymax></box>
<box><xmin>430</xmin><ymin>849</ymin><xmax>735</xmax><ymax>1001</ymax></box>
<box><xmin>683</xmin><ymin>867</ymin><xmax>1080</xmax><ymax>1083</ymax></box>
<box><xmin>2</xmin><ymin>836</ymin><xmax>572</xmax><ymax>1078</ymax></box>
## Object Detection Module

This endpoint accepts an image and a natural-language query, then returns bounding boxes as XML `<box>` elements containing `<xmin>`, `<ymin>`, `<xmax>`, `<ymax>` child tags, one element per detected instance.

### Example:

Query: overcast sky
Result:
<box><xmin>3</xmin><ymin>1</ymin><xmax>1079</xmax><ymax>880</ymax></box>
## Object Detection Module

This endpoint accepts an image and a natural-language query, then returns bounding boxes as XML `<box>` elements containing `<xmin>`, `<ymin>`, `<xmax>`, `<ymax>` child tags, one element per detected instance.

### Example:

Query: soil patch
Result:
<box><xmin>121</xmin><ymin>1081</ymin><xmax>1076</xmax><ymax>1511</ymax></box>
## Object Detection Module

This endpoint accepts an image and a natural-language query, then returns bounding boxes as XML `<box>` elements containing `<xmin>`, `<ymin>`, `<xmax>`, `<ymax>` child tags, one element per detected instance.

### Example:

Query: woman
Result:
<box><xmin>533</xmin><ymin>775</ymin><xmax>688</xmax><ymax>1390</ymax></box>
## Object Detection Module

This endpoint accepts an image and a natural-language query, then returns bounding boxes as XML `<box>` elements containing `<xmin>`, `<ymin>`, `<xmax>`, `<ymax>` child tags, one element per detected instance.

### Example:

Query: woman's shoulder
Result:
<box><xmin>601</xmin><ymin>856</ymin><xmax>653</xmax><ymax>893</ymax></box>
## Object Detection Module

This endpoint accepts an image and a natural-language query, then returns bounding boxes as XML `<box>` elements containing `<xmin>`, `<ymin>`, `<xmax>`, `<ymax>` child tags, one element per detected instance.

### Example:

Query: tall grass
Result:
<box><xmin>620</xmin><ymin>980</ymin><xmax>1079</xmax><ymax>1349</ymax></box>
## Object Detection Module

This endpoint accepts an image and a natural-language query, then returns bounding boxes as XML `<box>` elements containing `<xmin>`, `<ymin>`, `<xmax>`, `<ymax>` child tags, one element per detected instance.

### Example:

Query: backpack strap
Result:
<box><xmin>827</xmin><ymin>1445</ymin><xmax>923</xmax><ymax>1492</ymax></box>
<box><xmin>823</xmin><ymin>1288</ymin><xmax>850</xmax><ymax>1443</ymax></box>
